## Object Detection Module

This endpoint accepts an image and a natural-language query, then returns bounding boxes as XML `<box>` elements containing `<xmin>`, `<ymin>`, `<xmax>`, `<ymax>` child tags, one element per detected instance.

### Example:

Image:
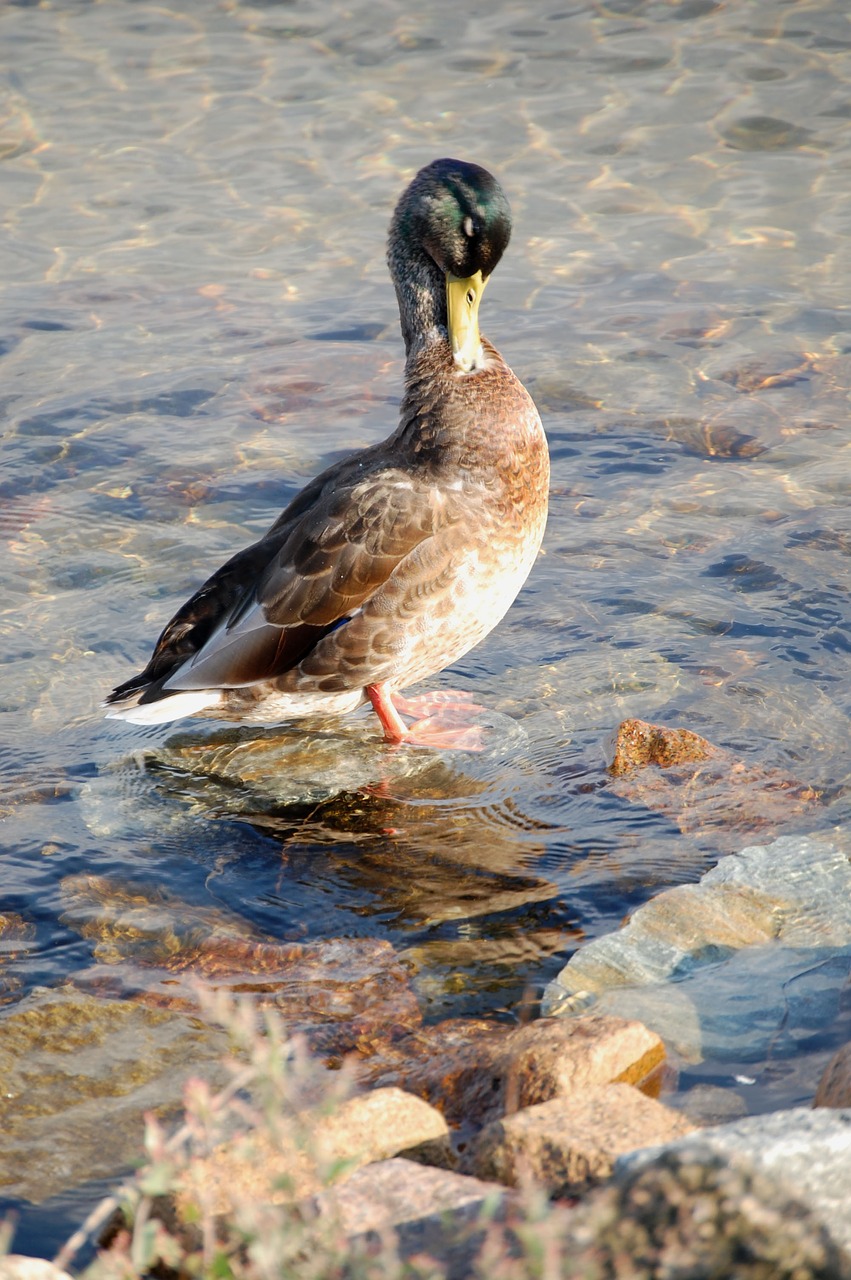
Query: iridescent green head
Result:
<box><xmin>388</xmin><ymin>158</ymin><xmax>512</xmax><ymax>370</ymax></box>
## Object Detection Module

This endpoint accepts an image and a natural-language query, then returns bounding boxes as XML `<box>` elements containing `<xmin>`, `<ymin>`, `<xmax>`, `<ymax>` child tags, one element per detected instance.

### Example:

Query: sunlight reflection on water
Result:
<box><xmin>2</xmin><ymin>0</ymin><xmax>851</xmax><ymax>1234</ymax></box>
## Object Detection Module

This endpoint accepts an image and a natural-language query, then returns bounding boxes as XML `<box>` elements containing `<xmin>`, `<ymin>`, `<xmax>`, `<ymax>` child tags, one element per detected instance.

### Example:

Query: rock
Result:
<box><xmin>609</xmin><ymin>718</ymin><xmax>715</xmax><ymax>774</ymax></box>
<box><xmin>0</xmin><ymin>985</ymin><xmax>230</xmax><ymax>1202</ymax></box>
<box><xmin>62</xmin><ymin>874</ymin><xmax>422</xmax><ymax>1056</ymax></box>
<box><xmin>176</xmin><ymin>1087</ymin><xmax>450</xmax><ymax>1212</ymax></box>
<box><xmin>358</xmin><ymin>1017</ymin><xmax>518</xmax><ymax>1129</ymax></box>
<box><xmin>320</xmin><ymin>1129</ymin><xmax>851</xmax><ymax>1279</ymax></box>
<box><xmin>0</xmin><ymin>1262</ymin><xmax>74</xmax><ymax>1280</ymax></box>
<box><xmin>608</xmin><ymin>718</ymin><xmax>819</xmax><ymax>850</ymax></box>
<box><xmin>567</xmin><ymin>1147</ymin><xmax>851</xmax><ymax>1279</ymax></box>
<box><xmin>470</xmin><ymin>1083</ymin><xmax>695</xmax><ymax>1194</ymax></box>
<box><xmin>151</xmin><ymin>713</ymin><xmax>526</xmax><ymax>813</ymax></box>
<box><xmin>318</xmin><ymin>1086</ymin><xmax>450</xmax><ymax>1167</ymax></box>
<box><xmin>0</xmin><ymin>911</ymin><xmax>33</xmax><ymax>1005</ymax></box>
<box><xmin>504</xmin><ymin>1014</ymin><xmax>666</xmax><ymax>1109</ymax></box>
<box><xmin>712</xmin><ymin>351</ymin><xmax>816</xmax><ymax>392</ymax></box>
<box><xmin>543</xmin><ymin>835</ymin><xmax>851</xmax><ymax>1066</ymax></box>
<box><xmin>814</xmin><ymin>1043</ymin><xmax>851</xmax><ymax>1109</ymax></box>
<box><xmin>361</xmin><ymin>1014</ymin><xmax>665</xmax><ymax>1131</ymax></box>
<box><xmin>617</xmin><ymin>1106</ymin><xmax>851</xmax><ymax>1255</ymax></box>
<box><xmin>150</xmin><ymin>724</ymin><xmax>438</xmax><ymax>810</ymax></box>
<box><xmin>316</xmin><ymin>1157</ymin><xmax>511</xmax><ymax>1280</ymax></box>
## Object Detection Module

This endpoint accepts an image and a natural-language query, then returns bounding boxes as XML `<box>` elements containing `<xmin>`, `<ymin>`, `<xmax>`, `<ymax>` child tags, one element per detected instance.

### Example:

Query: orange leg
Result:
<box><xmin>365</xmin><ymin>682</ymin><xmax>409</xmax><ymax>744</ymax></box>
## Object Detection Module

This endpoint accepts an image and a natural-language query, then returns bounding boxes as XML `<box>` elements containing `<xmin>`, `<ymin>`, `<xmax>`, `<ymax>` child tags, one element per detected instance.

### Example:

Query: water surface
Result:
<box><xmin>2</xmin><ymin>0</ymin><xmax>851</xmax><ymax>1245</ymax></box>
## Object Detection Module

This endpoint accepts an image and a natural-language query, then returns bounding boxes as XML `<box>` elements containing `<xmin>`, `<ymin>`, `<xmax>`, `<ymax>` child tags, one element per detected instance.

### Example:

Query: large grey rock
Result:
<box><xmin>617</xmin><ymin>1105</ymin><xmax>851</xmax><ymax>1254</ymax></box>
<box><xmin>568</xmin><ymin>1143</ymin><xmax>851</xmax><ymax>1279</ymax></box>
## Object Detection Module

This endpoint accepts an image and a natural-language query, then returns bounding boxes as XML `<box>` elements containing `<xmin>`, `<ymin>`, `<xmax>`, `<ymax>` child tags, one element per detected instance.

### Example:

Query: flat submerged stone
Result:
<box><xmin>0</xmin><ymin>985</ymin><xmax>230</xmax><ymax>1203</ymax></box>
<box><xmin>543</xmin><ymin>834</ymin><xmax>851</xmax><ymax>1064</ymax></box>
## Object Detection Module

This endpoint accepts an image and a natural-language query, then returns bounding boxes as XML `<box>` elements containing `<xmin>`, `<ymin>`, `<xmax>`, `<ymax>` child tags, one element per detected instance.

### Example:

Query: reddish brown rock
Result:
<box><xmin>470</xmin><ymin>1083</ymin><xmax>696</xmax><ymax>1195</ymax></box>
<box><xmin>609</xmin><ymin>719</ymin><xmax>715</xmax><ymax>775</ymax></box>
<box><xmin>357</xmin><ymin>1018</ymin><xmax>512</xmax><ymax>1129</ymax></box>
<box><xmin>360</xmin><ymin>1014</ymin><xmax>665</xmax><ymax>1131</ymax></box>
<box><xmin>609</xmin><ymin>718</ymin><xmax>819</xmax><ymax>850</ymax></box>
<box><xmin>813</xmin><ymin>1043</ymin><xmax>851</xmax><ymax>1109</ymax></box>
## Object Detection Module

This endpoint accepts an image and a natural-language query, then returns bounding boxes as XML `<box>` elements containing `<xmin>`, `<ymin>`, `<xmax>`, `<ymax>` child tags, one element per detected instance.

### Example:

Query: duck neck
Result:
<box><xmin>387</xmin><ymin>234</ymin><xmax>448</xmax><ymax>364</ymax></box>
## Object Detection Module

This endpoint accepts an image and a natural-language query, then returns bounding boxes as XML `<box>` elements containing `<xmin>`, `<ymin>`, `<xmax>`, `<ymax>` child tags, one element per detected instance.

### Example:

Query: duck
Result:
<box><xmin>104</xmin><ymin>158</ymin><xmax>549</xmax><ymax>746</ymax></box>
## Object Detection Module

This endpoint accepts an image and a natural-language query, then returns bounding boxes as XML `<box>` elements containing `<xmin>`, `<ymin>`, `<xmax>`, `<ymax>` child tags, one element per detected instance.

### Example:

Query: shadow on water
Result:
<box><xmin>123</xmin><ymin>715</ymin><xmax>585</xmax><ymax>1005</ymax></box>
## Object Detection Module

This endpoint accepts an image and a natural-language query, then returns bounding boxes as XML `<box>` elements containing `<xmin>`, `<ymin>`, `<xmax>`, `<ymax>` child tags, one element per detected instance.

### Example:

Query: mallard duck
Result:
<box><xmin>104</xmin><ymin>158</ymin><xmax>549</xmax><ymax>746</ymax></box>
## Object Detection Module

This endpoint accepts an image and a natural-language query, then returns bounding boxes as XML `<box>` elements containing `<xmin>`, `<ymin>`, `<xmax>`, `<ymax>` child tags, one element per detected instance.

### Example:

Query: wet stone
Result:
<box><xmin>713</xmin><ymin>352</ymin><xmax>816</xmax><ymax>392</ymax></box>
<box><xmin>720</xmin><ymin>114</ymin><xmax>817</xmax><ymax>151</ymax></box>
<box><xmin>814</xmin><ymin>1043</ymin><xmax>851</xmax><ymax>1109</ymax></box>
<box><xmin>544</xmin><ymin>835</ymin><xmax>851</xmax><ymax>1065</ymax></box>
<box><xmin>647</xmin><ymin>416</ymin><xmax>766</xmax><ymax>459</ymax></box>
<box><xmin>149</xmin><ymin>713</ymin><xmax>525</xmax><ymax>813</ymax></box>
<box><xmin>0</xmin><ymin>985</ymin><xmax>230</xmax><ymax>1203</ymax></box>
<box><xmin>608</xmin><ymin>718</ymin><xmax>820</xmax><ymax>851</ymax></box>
<box><xmin>609</xmin><ymin>718</ymin><xmax>715</xmax><ymax>773</ymax></box>
<box><xmin>62</xmin><ymin>874</ymin><xmax>421</xmax><ymax>1056</ymax></box>
<box><xmin>0</xmin><ymin>912</ymin><xmax>34</xmax><ymax>1005</ymax></box>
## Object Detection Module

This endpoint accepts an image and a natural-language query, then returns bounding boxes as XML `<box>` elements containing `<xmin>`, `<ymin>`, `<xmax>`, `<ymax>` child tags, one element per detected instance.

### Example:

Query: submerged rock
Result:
<box><xmin>0</xmin><ymin>912</ymin><xmax>34</xmax><ymax>1005</ymax></box>
<box><xmin>62</xmin><ymin>873</ymin><xmax>422</xmax><ymax>1056</ymax></box>
<box><xmin>543</xmin><ymin>834</ymin><xmax>851</xmax><ymax>1066</ymax></box>
<box><xmin>609</xmin><ymin>717</ymin><xmax>820</xmax><ymax>849</ymax></box>
<box><xmin>150</xmin><ymin>712</ymin><xmax>527</xmax><ymax>813</ymax></box>
<box><xmin>0</xmin><ymin>985</ymin><xmax>230</xmax><ymax>1203</ymax></box>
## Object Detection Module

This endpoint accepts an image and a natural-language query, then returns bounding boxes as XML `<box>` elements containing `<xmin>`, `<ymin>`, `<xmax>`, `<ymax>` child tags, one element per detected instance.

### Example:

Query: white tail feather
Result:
<box><xmin>104</xmin><ymin>690</ymin><xmax>222</xmax><ymax>725</ymax></box>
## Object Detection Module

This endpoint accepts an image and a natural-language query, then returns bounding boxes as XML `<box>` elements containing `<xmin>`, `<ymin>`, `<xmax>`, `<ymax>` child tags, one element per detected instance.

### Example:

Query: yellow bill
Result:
<box><xmin>446</xmin><ymin>270</ymin><xmax>488</xmax><ymax>372</ymax></box>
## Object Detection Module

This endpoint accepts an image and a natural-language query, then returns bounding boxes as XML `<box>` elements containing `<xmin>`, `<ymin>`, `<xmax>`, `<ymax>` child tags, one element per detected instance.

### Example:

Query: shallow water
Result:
<box><xmin>2</xmin><ymin>0</ymin><xmax>851</xmax><ymax>1245</ymax></box>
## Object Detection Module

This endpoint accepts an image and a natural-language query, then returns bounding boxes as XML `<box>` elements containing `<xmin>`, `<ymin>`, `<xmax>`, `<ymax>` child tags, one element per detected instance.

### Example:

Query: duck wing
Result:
<box><xmin>107</xmin><ymin>457</ymin><xmax>462</xmax><ymax>704</ymax></box>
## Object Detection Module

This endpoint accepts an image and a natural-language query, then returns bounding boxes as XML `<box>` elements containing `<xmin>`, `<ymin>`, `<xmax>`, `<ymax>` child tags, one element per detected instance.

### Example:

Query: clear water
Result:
<box><xmin>2</xmin><ymin>0</ymin><xmax>851</xmax><ymax>1242</ymax></box>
